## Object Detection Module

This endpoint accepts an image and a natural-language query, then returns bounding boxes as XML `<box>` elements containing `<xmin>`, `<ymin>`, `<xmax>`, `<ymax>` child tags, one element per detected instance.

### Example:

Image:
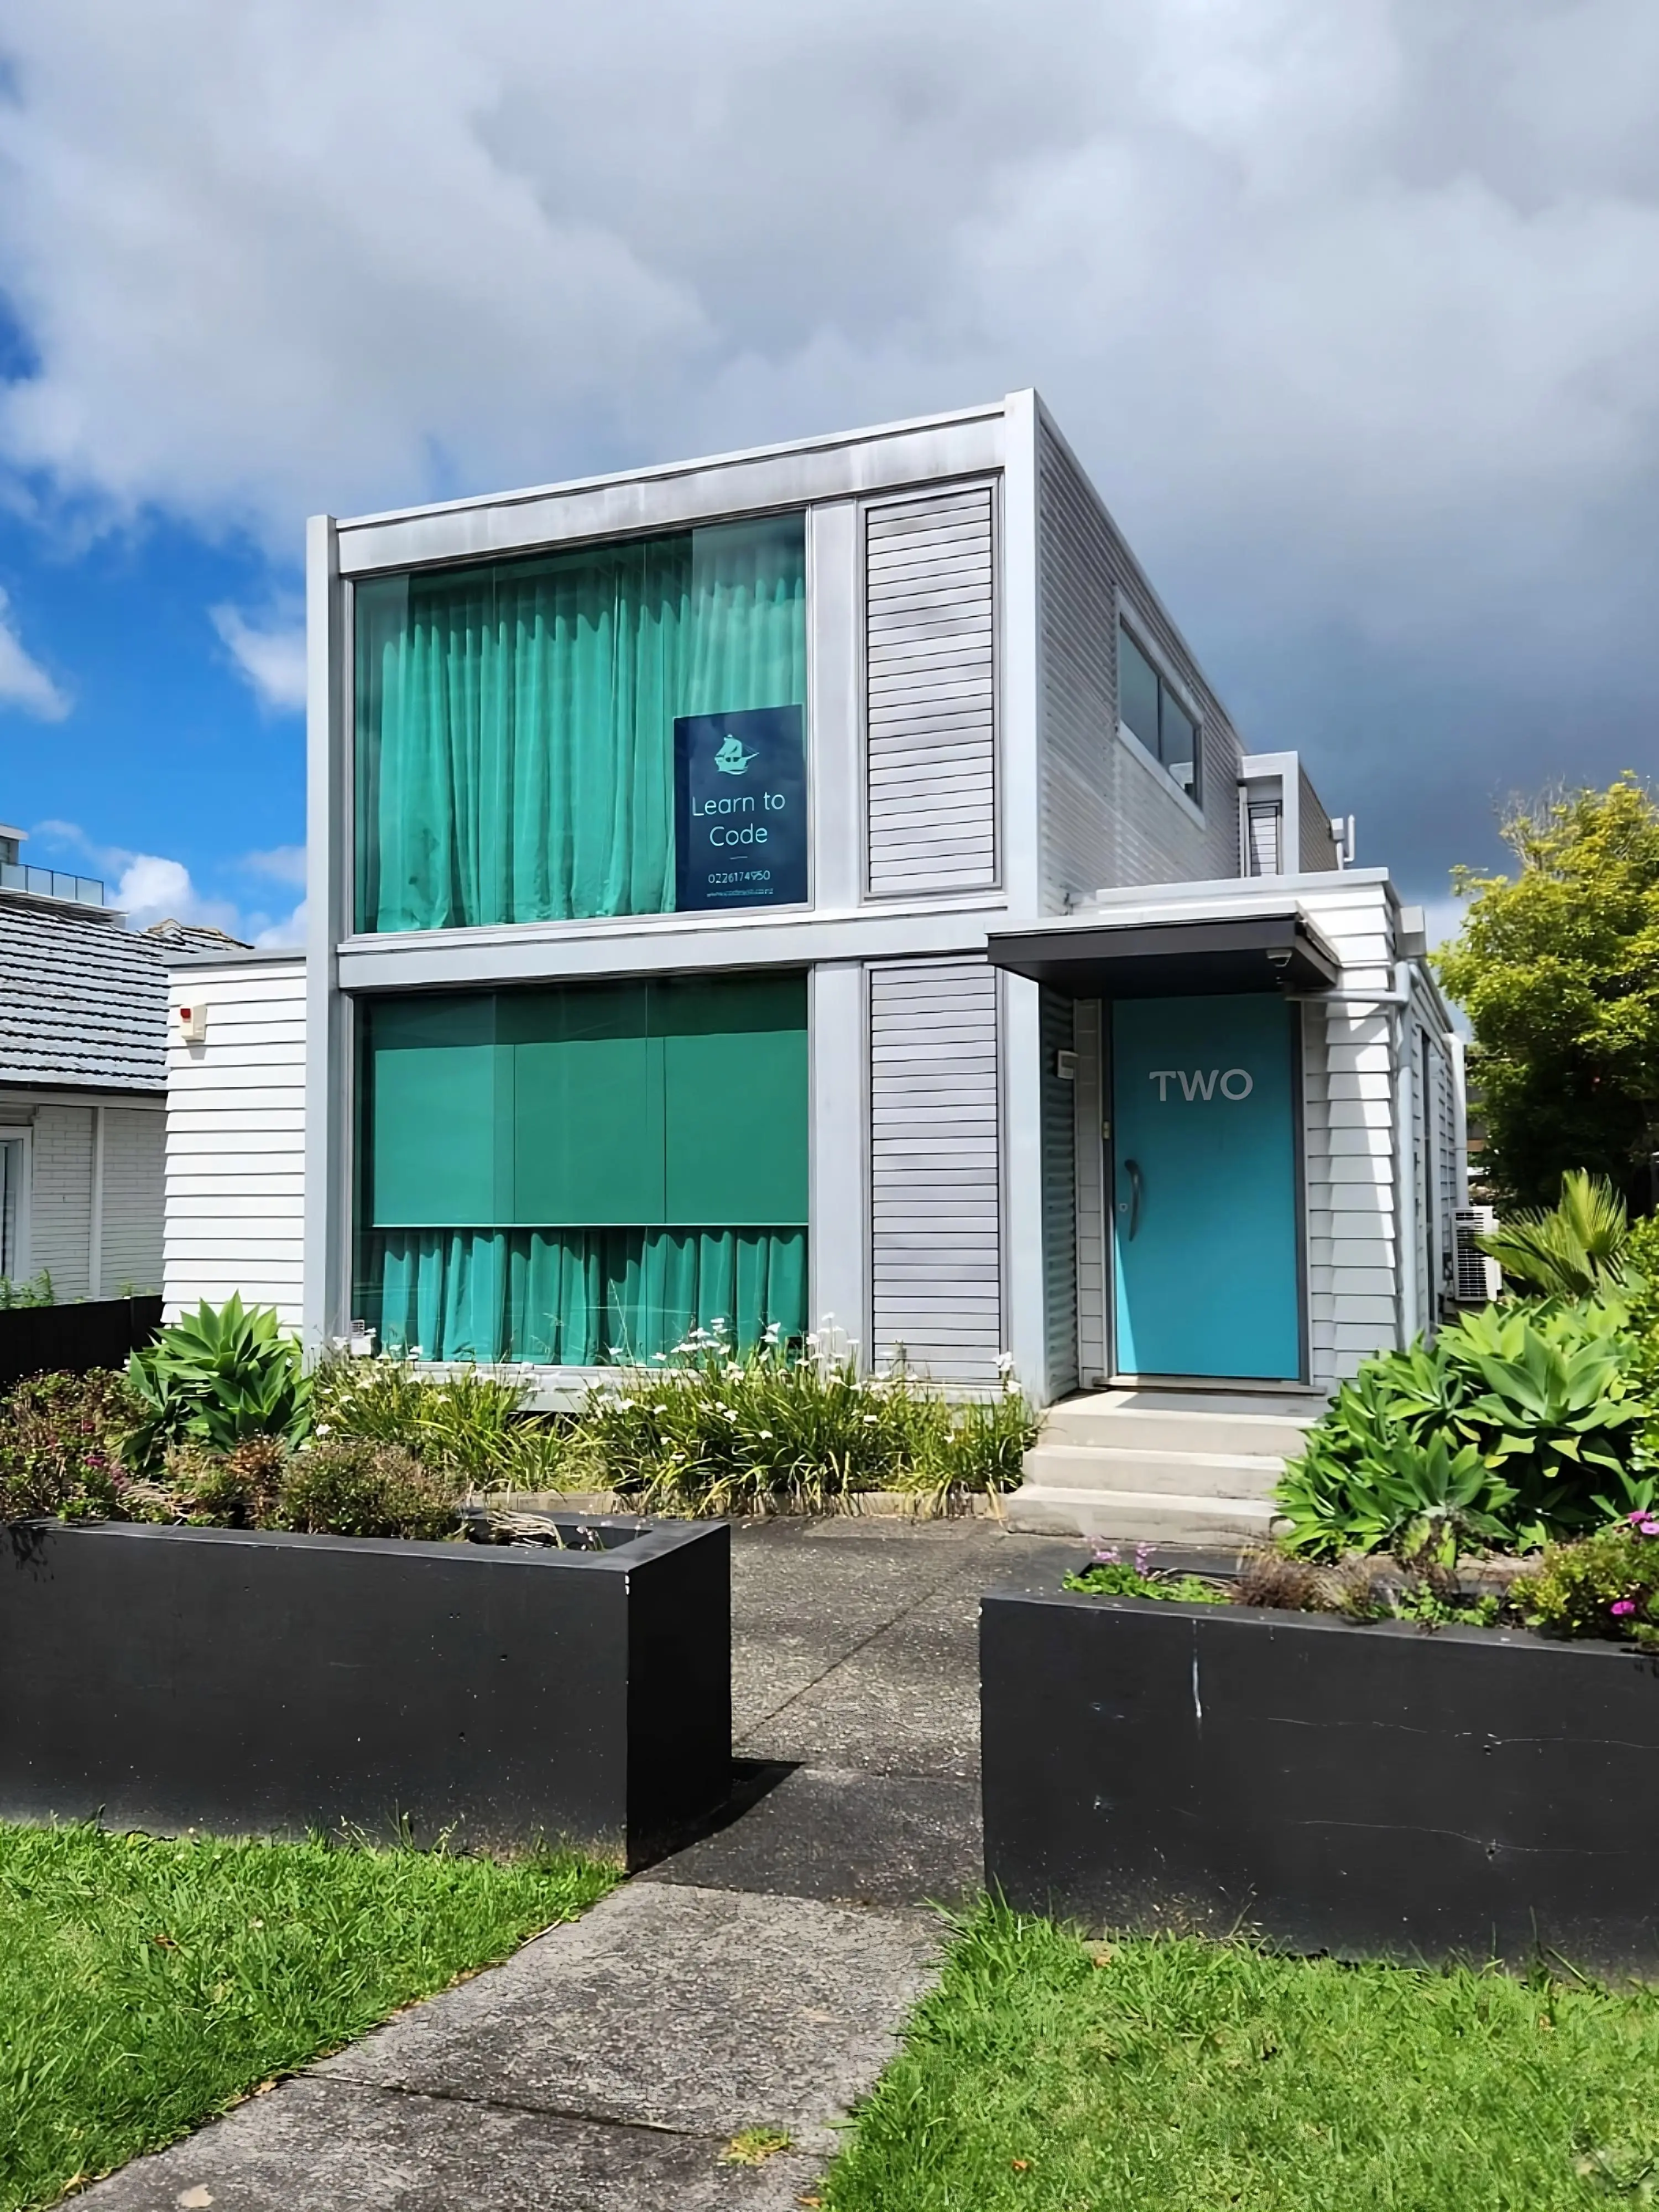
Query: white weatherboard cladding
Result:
<box><xmin>1295</xmin><ymin>880</ymin><xmax>1403</xmax><ymax>1385</ymax></box>
<box><xmin>1039</xmin><ymin>988</ymin><xmax>1078</xmax><ymax>1401</ymax></box>
<box><xmin>1071</xmin><ymin>998</ymin><xmax>1108</xmax><ymax>1386</ymax></box>
<box><xmin>29</xmin><ymin>1104</ymin><xmax>94</xmax><ymax>1297</ymax></box>
<box><xmin>1035</xmin><ymin>419</ymin><xmax>1243</xmax><ymax>911</ymax></box>
<box><xmin>865</xmin><ymin>486</ymin><xmax>997</xmax><ymax>895</ymax></box>
<box><xmin>100</xmin><ymin>1107</ymin><xmax>164</xmax><ymax>1291</ymax></box>
<box><xmin>869</xmin><ymin>958</ymin><xmax>1003</xmax><ymax>1387</ymax></box>
<box><xmin>165</xmin><ymin>961</ymin><xmax>307</xmax><ymax>1327</ymax></box>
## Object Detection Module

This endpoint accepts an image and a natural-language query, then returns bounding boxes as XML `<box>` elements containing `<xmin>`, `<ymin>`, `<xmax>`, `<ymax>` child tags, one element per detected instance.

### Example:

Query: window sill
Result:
<box><xmin>1115</xmin><ymin>723</ymin><xmax>1206</xmax><ymax>831</ymax></box>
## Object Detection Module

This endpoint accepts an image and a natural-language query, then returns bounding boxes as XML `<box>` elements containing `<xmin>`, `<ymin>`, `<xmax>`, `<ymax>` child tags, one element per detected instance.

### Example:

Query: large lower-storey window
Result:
<box><xmin>352</xmin><ymin>974</ymin><xmax>807</xmax><ymax>1364</ymax></box>
<box><xmin>354</xmin><ymin>514</ymin><xmax>808</xmax><ymax>932</ymax></box>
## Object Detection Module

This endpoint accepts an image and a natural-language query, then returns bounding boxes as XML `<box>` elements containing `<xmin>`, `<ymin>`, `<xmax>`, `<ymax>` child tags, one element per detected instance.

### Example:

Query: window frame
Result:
<box><xmin>1115</xmin><ymin>607</ymin><xmax>1205</xmax><ymax>815</ymax></box>
<box><xmin>346</xmin><ymin>508</ymin><xmax>815</xmax><ymax>941</ymax></box>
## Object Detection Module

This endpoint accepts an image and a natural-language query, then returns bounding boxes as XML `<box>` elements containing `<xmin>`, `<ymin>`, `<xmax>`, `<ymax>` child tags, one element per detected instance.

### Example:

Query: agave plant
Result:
<box><xmin>1479</xmin><ymin>1169</ymin><xmax>1636</xmax><ymax>1298</ymax></box>
<box><xmin>125</xmin><ymin>1295</ymin><xmax>312</xmax><ymax>1468</ymax></box>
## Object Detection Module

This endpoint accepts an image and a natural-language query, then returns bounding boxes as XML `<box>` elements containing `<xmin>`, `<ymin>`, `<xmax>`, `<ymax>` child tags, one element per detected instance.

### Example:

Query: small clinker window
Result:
<box><xmin>1118</xmin><ymin>621</ymin><xmax>1199</xmax><ymax>802</ymax></box>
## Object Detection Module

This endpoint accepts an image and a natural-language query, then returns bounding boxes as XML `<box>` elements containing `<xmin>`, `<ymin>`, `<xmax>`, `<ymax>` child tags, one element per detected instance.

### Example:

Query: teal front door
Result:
<box><xmin>1111</xmin><ymin>994</ymin><xmax>1301</xmax><ymax>1380</ymax></box>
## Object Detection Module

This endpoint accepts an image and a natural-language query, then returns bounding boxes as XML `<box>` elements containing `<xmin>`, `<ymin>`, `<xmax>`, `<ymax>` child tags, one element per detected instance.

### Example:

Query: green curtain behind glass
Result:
<box><xmin>356</xmin><ymin>516</ymin><xmax>806</xmax><ymax>933</ymax></box>
<box><xmin>360</xmin><ymin>1225</ymin><xmax>807</xmax><ymax>1363</ymax></box>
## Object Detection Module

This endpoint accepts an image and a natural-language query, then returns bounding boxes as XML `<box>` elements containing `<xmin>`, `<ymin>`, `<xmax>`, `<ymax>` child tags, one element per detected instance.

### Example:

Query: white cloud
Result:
<box><xmin>210</xmin><ymin>605</ymin><xmax>306</xmax><ymax>712</ymax></box>
<box><xmin>254</xmin><ymin>898</ymin><xmax>305</xmax><ymax>951</ymax></box>
<box><xmin>109</xmin><ymin>851</ymin><xmax>243</xmax><ymax>935</ymax></box>
<box><xmin>0</xmin><ymin>586</ymin><xmax>69</xmax><ymax>719</ymax></box>
<box><xmin>239</xmin><ymin>842</ymin><xmax>307</xmax><ymax>888</ymax></box>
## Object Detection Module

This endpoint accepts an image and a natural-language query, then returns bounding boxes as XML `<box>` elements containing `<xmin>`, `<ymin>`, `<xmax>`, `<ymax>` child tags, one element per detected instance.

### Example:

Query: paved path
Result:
<box><xmin>80</xmin><ymin>1519</ymin><xmax>1080</xmax><ymax>2211</ymax></box>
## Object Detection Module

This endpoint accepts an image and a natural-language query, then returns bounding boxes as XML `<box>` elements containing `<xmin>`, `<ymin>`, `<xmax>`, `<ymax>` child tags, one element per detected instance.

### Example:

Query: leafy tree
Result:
<box><xmin>1437</xmin><ymin>775</ymin><xmax>1659</xmax><ymax>1209</ymax></box>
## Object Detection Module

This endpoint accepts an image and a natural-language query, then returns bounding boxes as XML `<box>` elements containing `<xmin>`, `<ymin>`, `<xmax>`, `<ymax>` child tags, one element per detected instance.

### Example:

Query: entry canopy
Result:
<box><xmin>986</xmin><ymin>907</ymin><xmax>1341</xmax><ymax>999</ymax></box>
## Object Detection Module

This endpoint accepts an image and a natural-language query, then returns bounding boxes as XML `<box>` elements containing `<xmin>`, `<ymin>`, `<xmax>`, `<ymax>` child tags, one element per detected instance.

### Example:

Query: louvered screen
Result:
<box><xmin>1246</xmin><ymin>800</ymin><xmax>1283</xmax><ymax>877</ymax></box>
<box><xmin>869</xmin><ymin>958</ymin><xmax>1002</xmax><ymax>1386</ymax></box>
<box><xmin>865</xmin><ymin>487</ymin><xmax>997</xmax><ymax>895</ymax></box>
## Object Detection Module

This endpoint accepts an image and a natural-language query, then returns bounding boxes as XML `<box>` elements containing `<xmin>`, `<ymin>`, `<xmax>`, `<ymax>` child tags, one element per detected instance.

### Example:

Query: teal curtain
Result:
<box><xmin>356</xmin><ymin>515</ymin><xmax>806</xmax><ymax>933</ymax></box>
<box><xmin>359</xmin><ymin>1225</ymin><xmax>807</xmax><ymax>1364</ymax></box>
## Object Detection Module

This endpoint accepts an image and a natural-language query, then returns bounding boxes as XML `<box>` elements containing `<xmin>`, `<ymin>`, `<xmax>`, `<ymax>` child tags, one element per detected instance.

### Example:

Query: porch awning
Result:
<box><xmin>985</xmin><ymin>907</ymin><xmax>1341</xmax><ymax>998</ymax></box>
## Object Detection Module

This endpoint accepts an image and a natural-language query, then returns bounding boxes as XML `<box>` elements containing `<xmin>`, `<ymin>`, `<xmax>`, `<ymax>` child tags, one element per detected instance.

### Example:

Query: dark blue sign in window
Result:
<box><xmin>674</xmin><ymin>705</ymin><xmax>807</xmax><ymax>911</ymax></box>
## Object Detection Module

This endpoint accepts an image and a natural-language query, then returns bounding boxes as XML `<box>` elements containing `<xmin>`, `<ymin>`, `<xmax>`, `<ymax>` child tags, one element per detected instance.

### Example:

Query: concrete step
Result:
<box><xmin>1040</xmin><ymin>1395</ymin><xmax>1316</xmax><ymax>1460</ymax></box>
<box><xmin>1021</xmin><ymin>1442</ymin><xmax>1284</xmax><ymax>1501</ymax></box>
<box><xmin>1003</xmin><ymin>1485</ymin><xmax>1280</xmax><ymax>1544</ymax></box>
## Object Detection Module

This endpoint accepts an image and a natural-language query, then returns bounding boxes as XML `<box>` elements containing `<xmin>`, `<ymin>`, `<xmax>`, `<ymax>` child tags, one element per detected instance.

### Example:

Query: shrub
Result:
<box><xmin>0</xmin><ymin>1368</ymin><xmax>143</xmax><ymax>1521</ymax></box>
<box><xmin>0</xmin><ymin>1270</ymin><xmax>54</xmax><ymax>1308</ymax></box>
<box><xmin>1276</xmin><ymin>1296</ymin><xmax>1653</xmax><ymax>1558</ymax></box>
<box><xmin>1519</xmin><ymin>1512</ymin><xmax>1659</xmax><ymax>1649</ymax></box>
<box><xmin>270</xmin><ymin>1440</ymin><xmax>464</xmax><ymax>1541</ymax></box>
<box><xmin>580</xmin><ymin>1326</ymin><xmax>1037</xmax><ymax>1515</ymax></box>
<box><xmin>1062</xmin><ymin>1545</ymin><xmax>1229</xmax><ymax>1605</ymax></box>
<box><xmin>313</xmin><ymin>1355</ymin><xmax>576</xmax><ymax>1491</ymax></box>
<box><xmin>1478</xmin><ymin>1169</ymin><xmax>1635</xmax><ymax>1298</ymax></box>
<box><xmin>163</xmin><ymin>1434</ymin><xmax>290</xmax><ymax>1527</ymax></box>
<box><xmin>126</xmin><ymin>1296</ymin><xmax>312</xmax><ymax>1467</ymax></box>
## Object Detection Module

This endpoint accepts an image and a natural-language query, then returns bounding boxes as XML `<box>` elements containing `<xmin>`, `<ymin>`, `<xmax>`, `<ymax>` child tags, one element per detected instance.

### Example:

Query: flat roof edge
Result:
<box><xmin>332</xmin><ymin>395</ymin><xmax>1017</xmax><ymax>535</ymax></box>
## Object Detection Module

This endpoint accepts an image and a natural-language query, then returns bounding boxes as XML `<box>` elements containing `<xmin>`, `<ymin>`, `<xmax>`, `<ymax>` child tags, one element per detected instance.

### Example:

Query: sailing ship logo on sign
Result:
<box><xmin>714</xmin><ymin>733</ymin><xmax>759</xmax><ymax>775</ymax></box>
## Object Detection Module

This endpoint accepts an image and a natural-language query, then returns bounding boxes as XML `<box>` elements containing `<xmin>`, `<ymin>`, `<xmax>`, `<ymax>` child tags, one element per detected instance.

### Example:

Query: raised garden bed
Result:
<box><xmin>982</xmin><ymin>1587</ymin><xmax>1659</xmax><ymax>1974</ymax></box>
<box><xmin>0</xmin><ymin>1512</ymin><xmax>729</xmax><ymax>1867</ymax></box>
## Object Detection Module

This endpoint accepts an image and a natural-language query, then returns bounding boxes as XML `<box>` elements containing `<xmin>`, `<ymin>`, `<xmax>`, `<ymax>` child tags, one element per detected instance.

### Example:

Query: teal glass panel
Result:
<box><xmin>353</xmin><ymin>974</ymin><xmax>809</xmax><ymax>1359</ymax></box>
<box><xmin>659</xmin><ymin>975</ymin><xmax>808</xmax><ymax>1225</ymax></box>
<box><xmin>365</xmin><ymin>998</ymin><xmax>512</xmax><ymax>1228</ymax></box>
<box><xmin>507</xmin><ymin>984</ymin><xmax>664</xmax><ymax>1226</ymax></box>
<box><xmin>354</xmin><ymin>515</ymin><xmax>806</xmax><ymax>933</ymax></box>
<box><xmin>359</xmin><ymin>1225</ymin><xmax>807</xmax><ymax>1363</ymax></box>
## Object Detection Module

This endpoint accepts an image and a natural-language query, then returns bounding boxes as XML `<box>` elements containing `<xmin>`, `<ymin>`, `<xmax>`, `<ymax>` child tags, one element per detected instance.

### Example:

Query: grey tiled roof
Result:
<box><xmin>0</xmin><ymin>895</ymin><xmax>168</xmax><ymax>1091</ymax></box>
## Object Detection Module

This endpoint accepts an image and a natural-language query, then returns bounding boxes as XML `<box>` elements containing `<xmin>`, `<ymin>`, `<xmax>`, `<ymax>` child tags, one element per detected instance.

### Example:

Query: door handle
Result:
<box><xmin>1124</xmin><ymin>1157</ymin><xmax>1143</xmax><ymax>1241</ymax></box>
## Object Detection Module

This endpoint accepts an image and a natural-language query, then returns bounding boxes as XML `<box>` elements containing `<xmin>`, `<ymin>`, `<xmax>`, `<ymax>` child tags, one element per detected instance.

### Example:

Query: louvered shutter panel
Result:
<box><xmin>1246</xmin><ymin>800</ymin><xmax>1283</xmax><ymax>877</ymax></box>
<box><xmin>865</xmin><ymin>488</ymin><xmax>996</xmax><ymax>895</ymax></box>
<box><xmin>869</xmin><ymin>959</ymin><xmax>1001</xmax><ymax>1386</ymax></box>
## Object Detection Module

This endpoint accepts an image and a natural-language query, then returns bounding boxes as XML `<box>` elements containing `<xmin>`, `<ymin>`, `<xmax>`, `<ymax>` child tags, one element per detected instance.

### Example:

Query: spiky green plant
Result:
<box><xmin>1479</xmin><ymin>1168</ymin><xmax>1635</xmax><ymax>1298</ymax></box>
<box><xmin>125</xmin><ymin>1295</ymin><xmax>312</xmax><ymax>1468</ymax></box>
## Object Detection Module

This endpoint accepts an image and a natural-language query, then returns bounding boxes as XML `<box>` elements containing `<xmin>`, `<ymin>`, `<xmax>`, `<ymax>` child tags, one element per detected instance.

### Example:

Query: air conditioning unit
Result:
<box><xmin>1453</xmin><ymin>1206</ymin><xmax>1500</xmax><ymax>1303</ymax></box>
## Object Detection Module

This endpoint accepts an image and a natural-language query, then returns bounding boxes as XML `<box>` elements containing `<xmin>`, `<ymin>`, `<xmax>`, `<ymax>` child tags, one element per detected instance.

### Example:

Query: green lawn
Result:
<box><xmin>822</xmin><ymin>1904</ymin><xmax>1659</xmax><ymax>2211</ymax></box>
<box><xmin>0</xmin><ymin>1823</ymin><xmax>617</xmax><ymax>2212</ymax></box>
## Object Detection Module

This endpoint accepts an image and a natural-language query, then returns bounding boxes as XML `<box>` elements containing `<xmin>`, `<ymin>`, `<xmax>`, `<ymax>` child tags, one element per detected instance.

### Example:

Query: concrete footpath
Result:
<box><xmin>80</xmin><ymin>1520</ymin><xmax>1077</xmax><ymax>2211</ymax></box>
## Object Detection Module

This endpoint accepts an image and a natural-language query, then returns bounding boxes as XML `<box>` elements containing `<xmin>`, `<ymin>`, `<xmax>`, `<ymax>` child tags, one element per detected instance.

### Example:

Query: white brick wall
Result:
<box><xmin>30</xmin><ymin>1103</ymin><xmax>95</xmax><ymax>1298</ymax></box>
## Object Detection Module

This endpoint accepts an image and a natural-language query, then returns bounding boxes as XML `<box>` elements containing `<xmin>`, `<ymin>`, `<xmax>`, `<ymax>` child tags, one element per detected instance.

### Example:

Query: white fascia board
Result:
<box><xmin>336</xmin><ymin>894</ymin><xmax>1010</xmax><ymax>993</ymax></box>
<box><xmin>337</xmin><ymin>403</ymin><xmax>1012</xmax><ymax>577</ymax></box>
<box><xmin>1083</xmin><ymin>866</ymin><xmax>1393</xmax><ymax>913</ymax></box>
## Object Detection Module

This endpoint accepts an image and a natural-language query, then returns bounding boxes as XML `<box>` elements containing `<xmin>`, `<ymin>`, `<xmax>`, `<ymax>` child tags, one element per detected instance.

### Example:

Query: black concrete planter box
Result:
<box><xmin>0</xmin><ymin>1515</ymin><xmax>729</xmax><ymax>1867</ymax></box>
<box><xmin>983</xmin><ymin>1590</ymin><xmax>1659</xmax><ymax>1974</ymax></box>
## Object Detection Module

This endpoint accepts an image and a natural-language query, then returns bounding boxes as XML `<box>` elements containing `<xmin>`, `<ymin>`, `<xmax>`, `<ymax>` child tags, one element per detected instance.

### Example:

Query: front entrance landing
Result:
<box><xmin>1006</xmin><ymin>1387</ymin><xmax>1319</xmax><ymax>1543</ymax></box>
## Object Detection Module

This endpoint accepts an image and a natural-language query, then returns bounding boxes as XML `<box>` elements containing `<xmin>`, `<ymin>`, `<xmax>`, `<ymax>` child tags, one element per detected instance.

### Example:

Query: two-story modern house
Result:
<box><xmin>161</xmin><ymin>393</ymin><xmax>1467</xmax><ymax>1537</ymax></box>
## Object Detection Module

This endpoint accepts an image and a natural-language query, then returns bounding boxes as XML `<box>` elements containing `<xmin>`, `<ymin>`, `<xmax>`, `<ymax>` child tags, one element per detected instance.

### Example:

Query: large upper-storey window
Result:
<box><xmin>1118</xmin><ymin>619</ymin><xmax>1199</xmax><ymax>804</ymax></box>
<box><xmin>354</xmin><ymin>514</ymin><xmax>807</xmax><ymax>933</ymax></box>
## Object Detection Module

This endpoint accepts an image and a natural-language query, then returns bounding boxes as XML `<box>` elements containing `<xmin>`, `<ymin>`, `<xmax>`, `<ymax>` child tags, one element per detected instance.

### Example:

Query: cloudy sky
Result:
<box><xmin>0</xmin><ymin>0</ymin><xmax>1654</xmax><ymax>943</ymax></box>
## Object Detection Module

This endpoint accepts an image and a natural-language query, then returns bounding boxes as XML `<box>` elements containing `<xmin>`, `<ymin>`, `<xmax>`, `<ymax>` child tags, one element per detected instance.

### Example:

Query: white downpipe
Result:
<box><xmin>1392</xmin><ymin>990</ymin><xmax>1418</xmax><ymax>1350</ymax></box>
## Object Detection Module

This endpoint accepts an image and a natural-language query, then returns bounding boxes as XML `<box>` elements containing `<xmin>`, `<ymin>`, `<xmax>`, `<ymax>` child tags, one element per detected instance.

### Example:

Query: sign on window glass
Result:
<box><xmin>674</xmin><ymin>705</ymin><xmax>808</xmax><ymax>910</ymax></box>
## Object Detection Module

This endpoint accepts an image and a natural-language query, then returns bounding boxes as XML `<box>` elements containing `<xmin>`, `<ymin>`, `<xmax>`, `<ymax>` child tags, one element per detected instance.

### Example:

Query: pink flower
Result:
<box><xmin>1612</xmin><ymin>1600</ymin><xmax>1637</xmax><ymax>1618</ymax></box>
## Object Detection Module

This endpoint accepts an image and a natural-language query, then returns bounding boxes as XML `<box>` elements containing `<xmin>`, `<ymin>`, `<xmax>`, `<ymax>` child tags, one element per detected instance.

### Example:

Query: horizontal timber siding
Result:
<box><xmin>164</xmin><ymin>961</ymin><xmax>306</xmax><ymax>1327</ymax></box>
<box><xmin>869</xmin><ymin>957</ymin><xmax>1002</xmax><ymax>1387</ymax></box>
<box><xmin>865</xmin><ymin>486</ymin><xmax>997</xmax><ymax>896</ymax></box>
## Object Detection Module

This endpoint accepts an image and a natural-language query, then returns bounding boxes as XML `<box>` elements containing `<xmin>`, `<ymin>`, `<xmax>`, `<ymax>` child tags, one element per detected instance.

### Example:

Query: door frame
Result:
<box><xmin>1098</xmin><ymin>995</ymin><xmax>1311</xmax><ymax>1387</ymax></box>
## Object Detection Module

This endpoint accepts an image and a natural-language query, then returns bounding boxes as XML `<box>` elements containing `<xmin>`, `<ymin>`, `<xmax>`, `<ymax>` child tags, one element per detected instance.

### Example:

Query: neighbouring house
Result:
<box><xmin>0</xmin><ymin>825</ymin><xmax>171</xmax><ymax>1298</ymax></box>
<box><xmin>160</xmin><ymin>393</ymin><xmax>1467</xmax><ymax>1533</ymax></box>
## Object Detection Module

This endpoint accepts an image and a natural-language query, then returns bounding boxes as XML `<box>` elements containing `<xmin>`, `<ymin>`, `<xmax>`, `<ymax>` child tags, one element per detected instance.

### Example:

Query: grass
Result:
<box><xmin>0</xmin><ymin>1823</ymin><xmax>617</xmax><ymax>2212</ymax></box>
<box><xmin>821</xmin><ymin>1902</ymin><xmax>1659</xmax><ymax>2211</ymax></box>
